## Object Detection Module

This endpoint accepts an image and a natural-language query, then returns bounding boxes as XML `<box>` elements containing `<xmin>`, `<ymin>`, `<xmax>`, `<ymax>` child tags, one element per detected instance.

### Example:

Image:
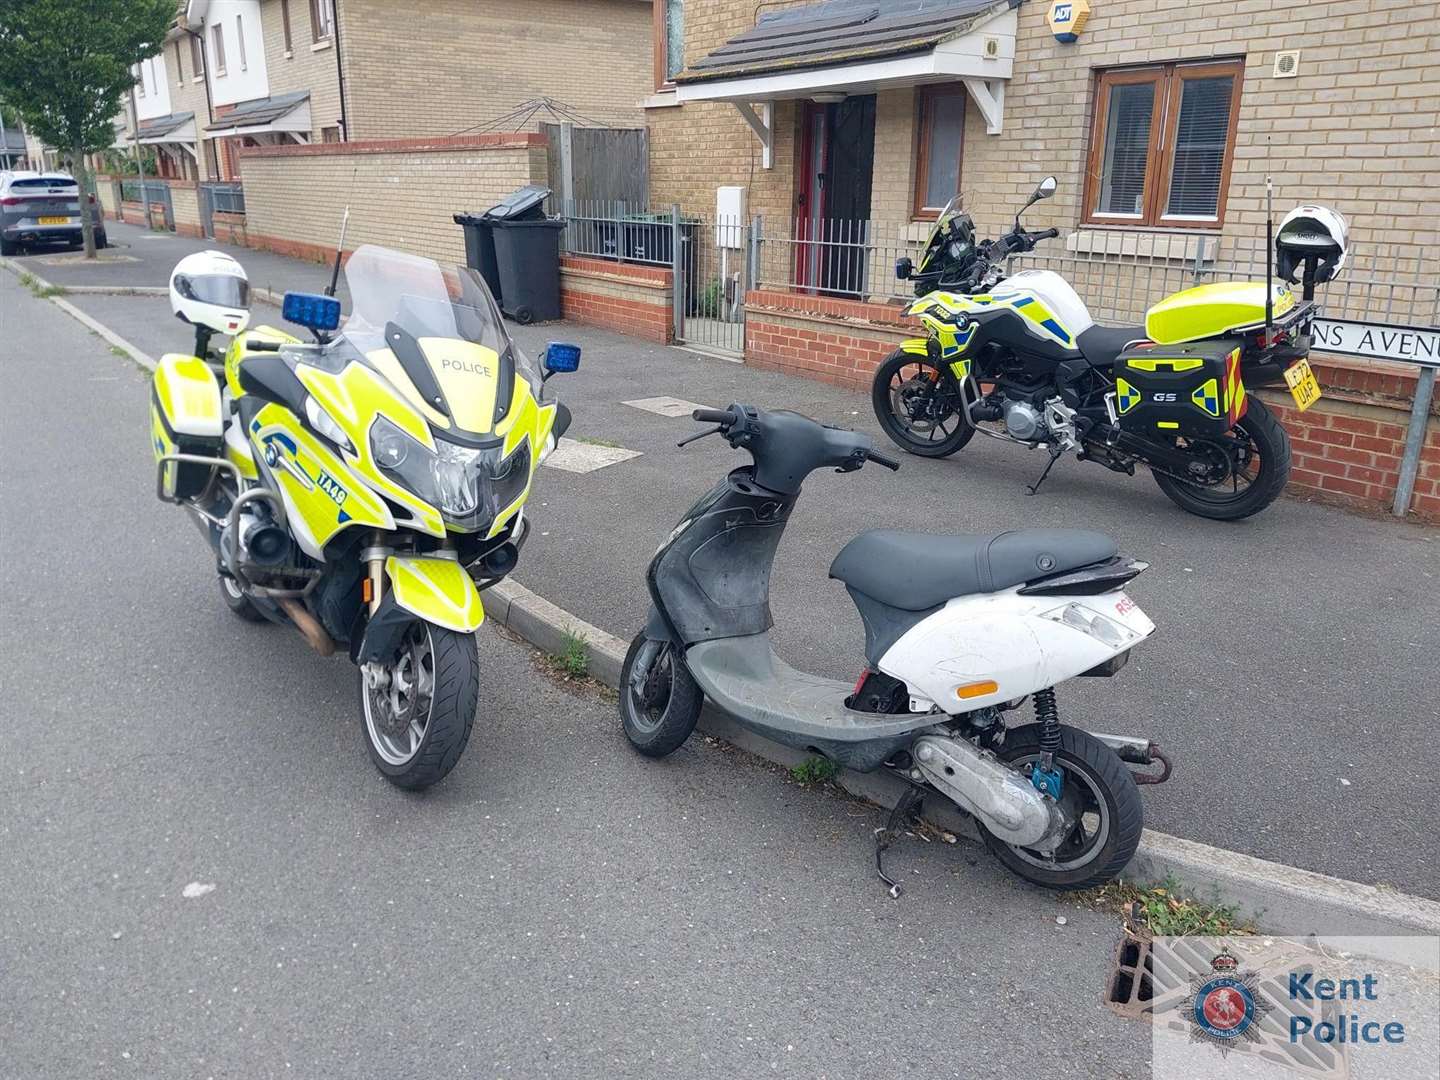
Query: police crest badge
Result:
<box><xmin>1181</xmin><ymin>946</ymin><xmax>1274</xmax><ymax>1054</ymax></box>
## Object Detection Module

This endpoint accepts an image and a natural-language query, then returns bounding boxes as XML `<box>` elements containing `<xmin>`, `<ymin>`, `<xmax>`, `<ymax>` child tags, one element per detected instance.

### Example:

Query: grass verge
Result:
<box><xmin>1078</xmin><ymin>876</ymin><xmax>1254</xmax><ymax>936</ymax></box>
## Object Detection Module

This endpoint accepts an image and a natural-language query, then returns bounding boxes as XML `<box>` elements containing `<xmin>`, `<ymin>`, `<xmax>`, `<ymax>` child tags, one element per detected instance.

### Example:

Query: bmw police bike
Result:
<box><xmin>872</xmin><ymin>178</ymin><xmax>1349</xmax><ymax>520</ymax></box>
<box><xmin>150</xmin><ymin>245</ymin><xmax>578</xmax><ymax>788</ymax></box>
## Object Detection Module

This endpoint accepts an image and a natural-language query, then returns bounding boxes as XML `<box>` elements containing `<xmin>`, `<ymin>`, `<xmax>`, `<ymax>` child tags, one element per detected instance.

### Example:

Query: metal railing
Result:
<box><xmin>203</xmin><ymin>182</ymin><xmax>246</xmax><ymax>216</ymax></box>
<box><xmin>119</xmin><ymin>178</ymin><xmax>171</xmax><ymax>204</ymax></box>
<box><xmin>559</xmin><ymin>200</ymin><xmax>753</xmax><ymax>356</ymax></box>
<box><xmin>756</xmin><ymin>218</ymin><xmax>1440</xmax><ymax>331</ymax></box>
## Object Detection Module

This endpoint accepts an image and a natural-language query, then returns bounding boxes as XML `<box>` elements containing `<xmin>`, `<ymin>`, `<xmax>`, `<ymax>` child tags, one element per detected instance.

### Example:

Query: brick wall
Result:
<box><xmin>338</xmin><ymin>0</ymin><xmax>653</xmax><ymax>140</ymax></box>
<box><xmin>560</xmin><ymin>256</ymin><xmax>674</xmax><ymax>343</ymax></box>
<box><xmin>259</xmin><ymin>0</ymin><xmax>343</xmax><ymax>142</ymax></box>
<box><xmin>746</xmin><ymin>289</ymin><xmax>914</xmax><ymax>389</ymax></box>
<box><xmin>237</xmin><ymin>134</ymin><xmax>548</xmax><ymax>264</ymax></box>
<box><xmin>168</xmin><ymin>181</ymin><xmax>200</xmax><ymax>237</ymax></box>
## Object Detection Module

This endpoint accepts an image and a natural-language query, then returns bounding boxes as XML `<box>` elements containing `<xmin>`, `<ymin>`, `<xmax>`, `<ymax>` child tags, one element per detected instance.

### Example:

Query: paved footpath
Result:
<box><xmin>18</xmin><ymin>222</ymin><xmax>1440</xmax><ymax>901</ymax></box>
<box><xmin>1</xmin><ymin>268</ymin><xmax>1151</xmax><ymax>1077</ymax></box>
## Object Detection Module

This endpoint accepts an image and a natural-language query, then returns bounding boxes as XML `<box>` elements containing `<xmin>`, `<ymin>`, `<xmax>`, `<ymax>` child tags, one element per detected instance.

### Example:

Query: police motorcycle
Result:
<box><xmin>150</xmin><ymin>246</ymin><xmax>579</xmax><ymax>789</ymax></box>
<box><xmin>620</xmin><ymin>403</ymin><xmax>1173</xmax><ymax>895</ymax></box>
<box><xmin>871</xmin><ymin>178</ymin><xmax>1349</xmax><ymax>520</ymax></box>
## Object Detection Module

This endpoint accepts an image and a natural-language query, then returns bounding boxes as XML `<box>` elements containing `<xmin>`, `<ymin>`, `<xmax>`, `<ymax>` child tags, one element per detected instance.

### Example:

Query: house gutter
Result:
<box><xmin>332</xmin><ymin>0</ymin><xmax>349</xmax><ymax>139</ymax></box>
<box><xmin>179</xmin><ymin>21</ymin><xmax>219</xmax><ymax>178</ymax></box>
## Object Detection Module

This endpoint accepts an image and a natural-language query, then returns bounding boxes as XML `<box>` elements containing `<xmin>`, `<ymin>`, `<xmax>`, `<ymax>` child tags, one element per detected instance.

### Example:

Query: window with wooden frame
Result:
<box><xmin>190</xmin><ymin>32</ymin><xmax>204</xmax><ymax>78</ymax></box>
<box><xmin>310</xmin><ymin>0</ymin><xmax>334</xmax><ymax>43</ymax></box>
<box><xmin>211</xmin><ymin>24</ymin><xmax>227</xmax><ymax>76</ymax></box>
<box><xmin>173</xmin><ymin>40</ymin><xmax>184</xmax><ymax>84</ymax></box>
<box><xmin>654</xmin><ymin>0</ymin><xmax>684</xmax><ymax>89</ymax></box>
<box><xmin>913</xmin><ymin>84</ymin><xmax>967</xmax><ymax>219</ymax></box>
<box><xmin>236</xmin><ymin>14</ymin><xmax>248</xmax><ymax>71</ymax></box>
<box><xmin>280</xmin><ymin>0</ymin><xmax>293</xmax><ymax>52</ymax></box>
<box><xmin>1084</xmin><ymin>60</ymin><xmax>1243</xmax><ymax>229</ymax></box>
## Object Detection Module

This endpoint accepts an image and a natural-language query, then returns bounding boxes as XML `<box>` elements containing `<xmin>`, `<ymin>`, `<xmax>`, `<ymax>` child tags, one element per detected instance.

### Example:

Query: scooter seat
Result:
<box><xmin>829</xmin><ymin>528</ymin><xmax>1118</xmax><ymax>611</ymax></box>
<box><xmin>1077</xmin><ymin>323</ymin><xmax>1148</xmax><ymax>367</ymax></box>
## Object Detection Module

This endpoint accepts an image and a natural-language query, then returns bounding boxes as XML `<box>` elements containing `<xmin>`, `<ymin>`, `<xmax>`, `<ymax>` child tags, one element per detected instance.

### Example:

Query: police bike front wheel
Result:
<box><xmin>871</xmin><ymin>349</ymin><xmax>976</xmax><ymax>458</ymax></box>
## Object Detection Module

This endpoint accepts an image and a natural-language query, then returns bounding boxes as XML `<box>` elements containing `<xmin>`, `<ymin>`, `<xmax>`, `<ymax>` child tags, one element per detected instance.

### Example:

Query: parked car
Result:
<box><xmin>0</xmin><ymin>171</ymin><xmax>107</xmax><ymax>255</ymax></box>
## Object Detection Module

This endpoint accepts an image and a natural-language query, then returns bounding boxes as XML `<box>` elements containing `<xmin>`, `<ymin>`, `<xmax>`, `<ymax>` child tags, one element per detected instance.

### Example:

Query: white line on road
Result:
<box><xmin>623</xmin><ymin>396</ymin><xmax>710</xmax><ymax>418</ymax></box>
<box><xmin>542</xmin><ymin>437</ymin><xmax>643</xmax><ymax>474</ymax></box>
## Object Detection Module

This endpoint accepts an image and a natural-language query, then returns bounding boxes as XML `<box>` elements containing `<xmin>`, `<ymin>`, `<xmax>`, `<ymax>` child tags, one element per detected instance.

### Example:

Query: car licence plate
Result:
<box><xmin>38</xmin><ymin>216</ymin><xmax>70</xmax><ymax>225</ymax></box>
<box><xmin>1284</xmin><ymin>358</ymin><xmax>1323</xmax><ymax>412</ymax></box>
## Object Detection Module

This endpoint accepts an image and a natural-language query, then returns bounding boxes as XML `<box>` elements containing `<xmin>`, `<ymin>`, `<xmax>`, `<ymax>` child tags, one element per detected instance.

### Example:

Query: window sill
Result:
<box><xmin>214</xmin><ymin>69</ymin><xmax>227</xmax><ymax>78</ymax></box>
<box><xmin>1069</xmin><ymin>227</ymin><xmax>1220</xmax><ymax>261</ymax></box>
<box><xmin>311</xmin><ymin>38</ymin><xmax>333</xmax><ymax>52</ymax></box>
<box><xmin>192</xmin><ymin>76</ymin><xmax>205</xmax><ymax>83</ymax></box>
<box><xmin>643</xmin><ymin>89</ymin><xmax>680</xmax><ymax>109</ymax></box>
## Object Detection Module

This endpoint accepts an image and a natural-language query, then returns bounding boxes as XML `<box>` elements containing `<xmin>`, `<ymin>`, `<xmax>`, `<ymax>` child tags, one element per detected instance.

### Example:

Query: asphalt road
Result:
<box><xmin>0</xmin><ymin>272</ymin><xmax>1153</xmax><ymax>1076</ymax></box>
<box><xmin>49</xmin><ymin>258</ymin><xmax>1440</xmax><ymax>900</ymax></box>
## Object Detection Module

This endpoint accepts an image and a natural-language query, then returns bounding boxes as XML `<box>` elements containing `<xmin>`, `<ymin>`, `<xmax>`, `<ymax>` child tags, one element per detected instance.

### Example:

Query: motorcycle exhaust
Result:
<box><xmin>277</xmin><ymin>597</ymin><xmax>336</xmax><ymax>657</ymax></box>
<box><xmin>911</xmin><ymin>734</ymin><xmax>1058</xmax><ymax>848</ymax></box>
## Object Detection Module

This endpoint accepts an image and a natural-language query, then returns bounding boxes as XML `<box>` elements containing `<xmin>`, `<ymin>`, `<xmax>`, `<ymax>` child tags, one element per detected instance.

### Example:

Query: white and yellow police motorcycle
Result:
<box><xmin>873</xmin><ymin>179</ymin><xmax>1348</xmax><ymax>520</ymax></box>
<box><xmin>150</xmin><ymin>246</ymin><xmax>578</xmax><ymax>788</ymax></box>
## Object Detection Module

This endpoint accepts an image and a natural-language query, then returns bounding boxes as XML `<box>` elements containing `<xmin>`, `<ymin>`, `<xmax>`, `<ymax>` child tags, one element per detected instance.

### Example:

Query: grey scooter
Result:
<box><xmin>619</xmin><ymin>405</ymin><xmax>1171</xmax><ymax>894</ymax></box>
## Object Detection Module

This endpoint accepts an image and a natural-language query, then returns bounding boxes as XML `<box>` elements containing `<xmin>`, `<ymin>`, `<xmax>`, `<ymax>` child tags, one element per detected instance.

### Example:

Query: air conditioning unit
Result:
<box><xmin>1273</xmin><ymin>50</ymin><xmax>1300</xmax><ymax>78</ymax></box>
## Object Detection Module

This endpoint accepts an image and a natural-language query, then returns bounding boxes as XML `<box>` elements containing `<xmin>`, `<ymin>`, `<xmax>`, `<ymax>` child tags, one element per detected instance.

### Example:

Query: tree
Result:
<box><xmin>0</xmin><ymin>0</ymin><xmax>175</xmax><ymax>258</ymax></box>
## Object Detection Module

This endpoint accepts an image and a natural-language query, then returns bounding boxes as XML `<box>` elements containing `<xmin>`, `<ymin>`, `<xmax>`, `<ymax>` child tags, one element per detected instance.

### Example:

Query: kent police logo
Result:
<box><xmin>1181</xmin><ymin>947</ymin><xmax>1273</xmax><ymax>1054</ymax></box>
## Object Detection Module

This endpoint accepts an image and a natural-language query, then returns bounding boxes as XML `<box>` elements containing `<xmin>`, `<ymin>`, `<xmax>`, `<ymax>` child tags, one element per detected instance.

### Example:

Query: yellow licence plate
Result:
<box><xmin>1284</xmin><ymin>358</ymin><xmax>1322</xmax><ymax>412</ymax></box>
<box><xmin>38</xmin><ymin>216</ymin><xmax>69</xmax><ymax>225</ymax></box>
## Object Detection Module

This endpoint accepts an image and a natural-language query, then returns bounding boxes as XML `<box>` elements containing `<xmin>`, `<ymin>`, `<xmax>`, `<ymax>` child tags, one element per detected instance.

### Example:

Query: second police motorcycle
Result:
<box><xmin>871</xmin><ymin>177</ymin><xmax>1349</xmax><ymax>520</ymax></box>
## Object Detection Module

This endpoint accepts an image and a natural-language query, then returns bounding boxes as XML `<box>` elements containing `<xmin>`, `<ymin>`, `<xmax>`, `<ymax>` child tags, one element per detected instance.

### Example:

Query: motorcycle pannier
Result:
<box><xmin>1113</xmin><ymin>338</ymin><xmax>1247</xmax><ymax>439</ymax></box>
<box><xmin>151</xmin><ymin>353</ymin><xmax>224</xmax><ymax>500</ymax></box>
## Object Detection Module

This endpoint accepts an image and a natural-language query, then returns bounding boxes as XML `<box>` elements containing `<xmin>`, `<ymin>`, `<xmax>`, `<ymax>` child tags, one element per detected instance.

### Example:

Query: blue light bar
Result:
<box><xmin>282</xmin><ymin>291</ymin><xmax>342</xmax><ymax>332</ymax></box>
<box><xmin>544</xmin><ymin>342</ymin><xmax>581</xmax><ymax>373</ymax></box>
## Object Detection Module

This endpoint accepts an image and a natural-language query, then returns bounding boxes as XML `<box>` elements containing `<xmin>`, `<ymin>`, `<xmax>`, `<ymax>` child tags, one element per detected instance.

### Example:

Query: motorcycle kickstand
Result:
<box><xmin>875</xmin><ymin>785</ymin><xmax>925</xmax><ymax>899</ymax></box>
<box><xmin>1026</xmin><ymin>446</ymin><xmax>1065</xmax><ymax>496</ymax></box>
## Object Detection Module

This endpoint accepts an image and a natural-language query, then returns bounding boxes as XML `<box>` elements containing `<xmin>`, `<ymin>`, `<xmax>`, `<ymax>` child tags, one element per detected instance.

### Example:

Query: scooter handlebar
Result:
<box><xmin>692</xmin><ymin>407</ymin><xmax>736</xmax><ymax>426</ymax></box>
<box><xmin>865</xmin><ymin>448</ymin><xmax>902</xmax><ymax>471</ymax></box>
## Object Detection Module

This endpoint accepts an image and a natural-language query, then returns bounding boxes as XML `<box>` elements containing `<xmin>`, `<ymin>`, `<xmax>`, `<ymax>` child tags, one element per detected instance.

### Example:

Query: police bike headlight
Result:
<box><xmin>369</xmin><ymin>417</ymin><xmax>532</xmax><ymax>525</ymax></box>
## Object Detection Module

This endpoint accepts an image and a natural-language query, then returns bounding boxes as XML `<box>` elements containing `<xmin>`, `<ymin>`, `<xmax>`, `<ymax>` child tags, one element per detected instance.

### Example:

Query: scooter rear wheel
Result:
<box><xmin>619</xmin><ymin>633</ymin><xmax>702</xmax><ymax>758</ymax></box>
<box><xmin>979</xmin><ymin>723</ymin><xmax>1143</xmax><ymax>891</ymax></box>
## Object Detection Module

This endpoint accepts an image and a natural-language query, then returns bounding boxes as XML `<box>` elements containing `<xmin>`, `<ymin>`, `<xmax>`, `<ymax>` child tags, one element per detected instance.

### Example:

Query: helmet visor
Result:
<box><xmin>178</xmin><ymin>273</ymin><xmax>249</xmax><ymax>309</ymax></box>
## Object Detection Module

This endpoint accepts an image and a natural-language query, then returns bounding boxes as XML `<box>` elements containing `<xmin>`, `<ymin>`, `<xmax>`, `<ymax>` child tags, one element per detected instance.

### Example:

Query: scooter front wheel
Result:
<box><xmin>979</xmin><ymin>723</ymin><xmax>1143</xmax><ymax>891</ymax></box>
<box><xmin>619</xmin><ymin>633</ymin><xmax>702</xmax><ymax>758</ymax></box>
<box><xmin>360</xmin><ymin>621</ymin><xmax>478</xmax><ymax>790</ymax></box>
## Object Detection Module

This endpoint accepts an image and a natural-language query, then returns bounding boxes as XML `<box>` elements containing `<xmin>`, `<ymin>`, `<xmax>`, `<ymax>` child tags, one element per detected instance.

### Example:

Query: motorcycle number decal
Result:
<box><xmin>316</xmin><ymin>471</ymin><xmax>349</xmax><ymax>506</ymax></box>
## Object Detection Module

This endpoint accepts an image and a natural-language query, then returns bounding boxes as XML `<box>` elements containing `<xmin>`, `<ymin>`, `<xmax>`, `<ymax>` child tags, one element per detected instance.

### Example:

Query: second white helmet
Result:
<box><xmin>170</xmin><ymin>250</ymin><xmax>251</xmax><ymax>335</ymax></box>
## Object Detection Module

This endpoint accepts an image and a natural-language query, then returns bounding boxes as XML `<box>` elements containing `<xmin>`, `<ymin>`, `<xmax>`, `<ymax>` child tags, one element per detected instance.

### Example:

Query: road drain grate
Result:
<box><xmin>1105</xmin><ymin>925</ymin><xmax>1155</xmax><ymax>1020</ymax></box>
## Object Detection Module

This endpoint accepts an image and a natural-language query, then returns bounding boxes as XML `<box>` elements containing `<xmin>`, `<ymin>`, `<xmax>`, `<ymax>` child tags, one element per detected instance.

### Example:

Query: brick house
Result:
<box><xmin>112</xmin><ymin>0</ymin><xmax>651</xmax><ymax>191</ymax></box>
<box><xmin>630</xmin><ymin>0</ymin><xmax>1439</xmax><ymax>517</ymax></box>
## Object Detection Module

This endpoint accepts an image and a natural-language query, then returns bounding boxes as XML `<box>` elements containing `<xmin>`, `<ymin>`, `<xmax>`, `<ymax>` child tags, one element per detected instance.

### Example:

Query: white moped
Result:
<box><xmin>620</xmin><ymin>404</ymin><xmax>1171</xmax><ymax>893</ymax></box>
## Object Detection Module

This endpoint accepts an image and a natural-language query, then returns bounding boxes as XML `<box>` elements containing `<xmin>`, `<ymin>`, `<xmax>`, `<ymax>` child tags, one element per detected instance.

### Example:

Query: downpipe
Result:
<box><xmin>910</xmin><ymin>734</ymin><xmax>1059</xmax><ymax>848</ymax></box>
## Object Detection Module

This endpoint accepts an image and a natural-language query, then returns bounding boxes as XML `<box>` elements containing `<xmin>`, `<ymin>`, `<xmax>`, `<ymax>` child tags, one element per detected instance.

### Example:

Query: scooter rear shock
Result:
<box><xmin>1031</xmin><ymin>688</ymin><xmax>1064</xmax><ymax>800</ymax></box>
<box><xmin>1034</xmin><ymin>688</ymin><xmax>1061</xmax><ymax>755</ymax></box>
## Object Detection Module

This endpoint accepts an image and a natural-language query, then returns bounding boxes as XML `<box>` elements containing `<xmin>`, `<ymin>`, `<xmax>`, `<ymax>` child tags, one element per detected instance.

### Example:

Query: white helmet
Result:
<box><xmin>170</xmin><ymin>250</ymin><xmax>251</xmax><ymax>334</ymax></box>
<box><xmin>1275</xmin><ymin>204</ymin><xmax>1349</xmax><ymax>286</ymax></box>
